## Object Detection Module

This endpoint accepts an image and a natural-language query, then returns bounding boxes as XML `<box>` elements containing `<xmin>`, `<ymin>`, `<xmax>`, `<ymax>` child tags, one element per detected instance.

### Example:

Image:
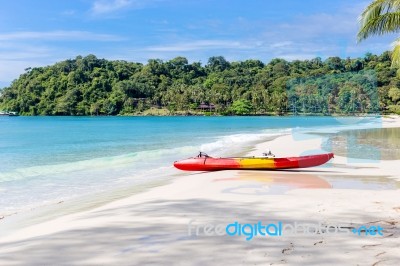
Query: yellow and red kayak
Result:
<box><xmin>174</xmin><ymin>152</ymin><xmax>334</xmax><ymax>171</ymax></box>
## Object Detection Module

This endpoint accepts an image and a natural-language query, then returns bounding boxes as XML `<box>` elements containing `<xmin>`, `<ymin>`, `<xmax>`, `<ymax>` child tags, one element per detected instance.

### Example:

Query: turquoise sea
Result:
<box><xmin>0</xmin><ymin>116</ymin><xmax>382</xmax><ymax>215</ymax></box>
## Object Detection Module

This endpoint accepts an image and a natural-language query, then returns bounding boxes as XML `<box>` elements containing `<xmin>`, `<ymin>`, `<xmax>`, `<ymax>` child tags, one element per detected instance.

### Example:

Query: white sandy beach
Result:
<box><xmin>0</xmin><ymin>116</ymin><xmax>399</xmax><ymax>265</ymax></box>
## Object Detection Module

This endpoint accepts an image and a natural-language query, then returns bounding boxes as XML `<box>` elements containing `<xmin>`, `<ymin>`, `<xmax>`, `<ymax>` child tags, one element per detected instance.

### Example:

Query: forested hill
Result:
<box><xmin>1</xmin><ymin>53</ymin><xmax>400</xmax><ymax>116</ymax></box>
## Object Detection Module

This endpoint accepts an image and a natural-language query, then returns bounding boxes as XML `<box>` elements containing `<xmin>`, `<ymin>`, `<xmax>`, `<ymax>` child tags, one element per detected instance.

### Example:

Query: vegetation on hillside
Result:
<box><xmin>0</xmin><ymin>53</ymin><xmax>400</xmax><ymax>116</ymax></box>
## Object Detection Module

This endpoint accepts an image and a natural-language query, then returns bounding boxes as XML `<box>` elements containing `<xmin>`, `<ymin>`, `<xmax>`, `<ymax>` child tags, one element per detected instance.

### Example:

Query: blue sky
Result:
<box><xmin>0</xmin><ymin>0</ymin><xmax>396</xmax><ymax>87</ymax></box>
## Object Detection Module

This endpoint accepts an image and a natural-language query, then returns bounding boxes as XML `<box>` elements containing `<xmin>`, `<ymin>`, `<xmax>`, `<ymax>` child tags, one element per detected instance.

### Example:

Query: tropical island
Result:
<box><xmin>0</xmin><ymin>52</ymin><xmax>400</xmax><ymax>116</ymax></box>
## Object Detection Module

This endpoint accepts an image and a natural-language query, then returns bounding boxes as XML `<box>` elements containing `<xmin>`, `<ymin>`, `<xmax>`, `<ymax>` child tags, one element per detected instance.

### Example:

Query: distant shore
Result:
<box><xmin>2</xmin><ymin>110</ymin><xmax>396</xmax><ymax>117</ymax></box>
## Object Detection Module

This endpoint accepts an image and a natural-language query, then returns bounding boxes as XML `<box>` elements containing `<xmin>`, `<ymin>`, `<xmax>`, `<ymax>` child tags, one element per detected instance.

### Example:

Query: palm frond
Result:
<box><xmin>391</xmin><ymin>38</ymin><xmax>400</xmax><ymax>67</ymax></box>
<box><xmin>358</xmin><ymin>0</ymin><xmax>400</xmax><ymax>41</ymax></box>
<box><xmin>358</xmin><ymin>12</ymin><xmax>400</xmax><ymax>40</ymax></box>
<box><xmin>359</xmin><ymin>0</ymin><xmax>387</xmax><ymax>25</ymax></box>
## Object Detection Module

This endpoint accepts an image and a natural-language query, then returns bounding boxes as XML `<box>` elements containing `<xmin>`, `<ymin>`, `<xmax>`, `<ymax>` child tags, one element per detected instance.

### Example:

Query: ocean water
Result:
<box><xmin>0</xmin><ymin>116</ymin><xmax>382</xmax><ymax>215</ymax></box>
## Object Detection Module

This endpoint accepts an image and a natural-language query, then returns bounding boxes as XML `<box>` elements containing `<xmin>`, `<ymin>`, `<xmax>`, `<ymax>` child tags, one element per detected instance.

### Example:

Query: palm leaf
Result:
<box><xmin>358</xmin><ymin>12</ymin><xmax>400</xmax><ymax>40</ymax></box>
<box><xmin>359</xmin><ymin>0</ymin><xmax>387</xmax><ymax>26</ymax></box>
<box><xmin>358</xmin><ymin>0</ymin><xmax>400</xmax><ymax>41</ymax></box>
<box><xmin>391</xmin><ymin>38</ymin><xmax>400</xmax><ymax>66</ymax></box>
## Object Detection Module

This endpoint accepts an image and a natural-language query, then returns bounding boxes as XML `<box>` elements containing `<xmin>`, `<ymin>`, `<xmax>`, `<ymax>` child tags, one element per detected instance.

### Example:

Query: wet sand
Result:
<box><xmin>324</xmin><ymin>127</ymin><xmax>400</xmax><ymax>160</ymax></box>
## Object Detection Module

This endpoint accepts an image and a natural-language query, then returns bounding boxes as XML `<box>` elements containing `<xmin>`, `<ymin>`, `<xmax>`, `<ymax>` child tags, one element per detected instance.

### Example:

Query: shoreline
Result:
<box><xmin>0</xmin><ymin>116</ymin><xmax>399</xmax><ymax>264</ymax></box>
<box><xmin>1</xmin><ymin>113</ymin><xmax>396</xmax><ymax>117</ymax></box>
<box><xmin>1</xmin><ymin>117</ymin><xmax>399</xmax><ymax>223</ymax></box>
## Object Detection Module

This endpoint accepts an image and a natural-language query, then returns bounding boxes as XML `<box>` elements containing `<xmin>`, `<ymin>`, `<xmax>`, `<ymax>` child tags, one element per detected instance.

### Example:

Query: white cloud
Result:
<box><xmin>269</xmin><ymin>41</ymin><xmax>293</xmax><ymax>49</ymax></box>
<box><xmin>0</xmin><ymin>44</ymin><xmax>65</xmax><ymax>85</ymax></box>
<box><xmin>280</xmin><ymin>13</ymin><xmax>356</xmax><ymax>37</ymax></box>
<box><xmin>0</xmin><ymin>61</ymin><xmax>34</xmax><ymax>85</ymax></box>
<box><xmin>0</xmin><ymin>30</ymin><xmax>125</xmax><ymax>84</ymax></box>
<box><xmin>0</xmin><ymin>31</ymin><xmax>123</xmax><ymax>41</ymax></box>
<box><xmin>151</xmin><ymin>1</ymin><xmax>380</xmax><ymax>62</ymax></box>
<box><xmin>0</xmin><ymin>49</ymin><xmax>50</xmax><ymax>61</ymax></box>
<box><xmin>91</xmin><ymin>0</ymin><xmax>133</xmax><ymax>15</ymax></box>
<box><xmin>0</xmin><ymin>0</ymin><xmax>394</xmax><ymax>86</ymax></box>
<box><xmin>144</xmin><ymin>40</ymin><xmax>254</xmax><ymax>52</ymax></box>
<box><xmin>255</xmin><ymin>1</ymin><xmax>395</xmax><ymax>60</ymax></box>
<box><xmin>278</xmin><ymin>53</ymin><xmax>323</xmax><ymax>61</ymax></box>
<box><xmin>90</xmin><ymin>0</ymin><xmax>163</xmax><ymax>15</ymax></box>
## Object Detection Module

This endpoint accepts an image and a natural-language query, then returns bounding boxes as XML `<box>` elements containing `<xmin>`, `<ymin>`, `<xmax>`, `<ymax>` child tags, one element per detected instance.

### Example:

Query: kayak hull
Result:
<box><xmin>174</xmin><ymin>153</ymin><xmax>334</xmax><ymax>171</ymax></box>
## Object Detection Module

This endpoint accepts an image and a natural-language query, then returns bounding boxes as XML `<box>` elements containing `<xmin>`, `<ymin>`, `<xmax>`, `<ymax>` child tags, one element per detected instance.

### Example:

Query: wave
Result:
<box><xmin>0</xmin><ymin>129</ymin><xmax>291</xmax><ymax>183</ymax></box>
<box><xmin>0</xmin><ymin>117</ymin><xmax>381</xmax><ymax>215</ymax></box>
<box><xmin>200</xmin><ymin>129</ymin><xmax>291</xmax><ymax>155</ymax></box>
<box><xmin>0</xmin><ymin>145</ymin><xmax>193</xmax><ymax>183</ymax></box>
<box><xmin>0</xmin><ymin>118</ymin><xmax>381</xmax><ymax>184</ymax></box>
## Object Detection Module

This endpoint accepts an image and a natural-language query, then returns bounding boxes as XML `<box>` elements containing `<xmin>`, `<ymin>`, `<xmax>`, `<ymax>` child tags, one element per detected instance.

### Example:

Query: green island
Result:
<box><xmin>1</xmin><ymin>53</ymin><xmax>400</xmax><ymax>116</ymax></box>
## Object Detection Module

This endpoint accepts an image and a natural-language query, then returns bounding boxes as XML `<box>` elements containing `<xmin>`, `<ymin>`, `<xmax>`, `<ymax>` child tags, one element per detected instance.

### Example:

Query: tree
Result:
<box><xmin>358</xmin><ymin>0</ymin><xmax>400</xmax><ymax>66</ymax></box>
<box><xmin>228</xmin><ymin>100</ymin><xmax>253</xmax><ymax>115</ymax></box>
<box><xmin>0</xmin><ymin>51</ymin><xmax>398</xmax><ymax>116</ymax></box>
<box><xmin>206</xmin><ymin>56</ymin><xmax>230</xmax><ymax>72</ymax></box>
<box><xmin>388</xmin><ymin>87</ymin><xmax>400</xmax><ymax>102</ymax></box>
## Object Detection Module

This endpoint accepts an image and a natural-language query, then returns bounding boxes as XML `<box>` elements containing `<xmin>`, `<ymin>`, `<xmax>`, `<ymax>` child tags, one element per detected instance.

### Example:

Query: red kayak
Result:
<box><xmin>174</xmin><ymin>152</ymin><xmax>334</xmax><ymax>171</ymax></box>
